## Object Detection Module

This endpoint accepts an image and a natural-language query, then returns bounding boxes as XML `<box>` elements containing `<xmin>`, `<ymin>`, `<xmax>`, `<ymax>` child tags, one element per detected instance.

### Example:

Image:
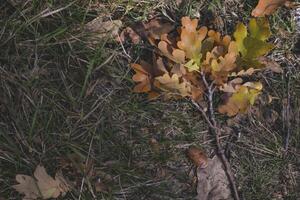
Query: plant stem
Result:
<box><xmin>193</xmin><ymin>74</ymin><xmax>240</xmax><ymax>200</ymax></box>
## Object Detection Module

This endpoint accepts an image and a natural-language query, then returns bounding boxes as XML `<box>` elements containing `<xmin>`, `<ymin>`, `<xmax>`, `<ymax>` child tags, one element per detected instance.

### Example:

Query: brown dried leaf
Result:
<box><xmin>258</xmin><ymin>57</ymin><xmax>283</xmax><ymax>73</ymax></box>
<box><xmin>13</xmin><ymin>165</ymin><xmax>70</xmax><ymax>200</ymax></box>
<box><xmin>197</xmin><ymin>156</ymin><xmax>232</xmax><ymax>200</ymax></box>
<box><xmin>119</xmin><ymin>27</ymin><xmax>141</xmax><ymax>44</ymax></box>
<box><xmin>85</xmin><ymin>17</ymin><xmax>122</xmax><ymax>39</ymax></box>
<box><xmin>143</xmin><ymin>19</ymin><xmax>174</xmax><ymax>40</ymax></box>
<box><xmin>187</xmin><ymin>147</ymin><xmax>208</xmax><ymax>168</ymax></box>
<box><xmin>251</xmin><ymin>0</ymin><xmax>289</xmax><ymax>17</ymax></box>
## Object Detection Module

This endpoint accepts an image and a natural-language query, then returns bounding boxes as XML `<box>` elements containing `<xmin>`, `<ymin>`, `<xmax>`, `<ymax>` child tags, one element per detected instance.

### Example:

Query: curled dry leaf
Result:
<box><xmin>13</xmin><ymin>165</ymin><xmax>70</xmax><ymax>200</ymax></box>
<box><xmin>197</xmin><ymin>156</ymin><xmax>232</xmax><ymax>200</ymax></box>
<box><xmin>251</xmin><ymin>0</ymin><xmax>290</xmax><ymax>17</ymax></box>
<box><xmin>187</xmin><ymin>147</ymin><xmax>208</xmax><ymax>168</ymax></box>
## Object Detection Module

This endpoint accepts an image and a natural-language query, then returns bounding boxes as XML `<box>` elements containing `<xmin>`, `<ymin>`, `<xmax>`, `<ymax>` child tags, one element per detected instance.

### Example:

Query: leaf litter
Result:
<box><xmin>13</xmin><ymin>165</ymin><xmax>70</xmax><ymax>200</ymax></box>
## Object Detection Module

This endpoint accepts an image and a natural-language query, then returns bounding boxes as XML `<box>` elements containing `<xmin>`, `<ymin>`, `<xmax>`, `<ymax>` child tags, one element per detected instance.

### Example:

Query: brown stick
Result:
<box><xmin>192</xmin><ymin>74</ymin><xmax>240</xmax><ymax>200</ymax></box>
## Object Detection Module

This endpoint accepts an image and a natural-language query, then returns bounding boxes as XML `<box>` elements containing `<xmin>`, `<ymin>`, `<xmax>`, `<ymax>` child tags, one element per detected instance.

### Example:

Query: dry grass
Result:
<box><xmin>0</xmin><ymin>0</ymin><xmax>299</xmax><ymax>199</ymax></box>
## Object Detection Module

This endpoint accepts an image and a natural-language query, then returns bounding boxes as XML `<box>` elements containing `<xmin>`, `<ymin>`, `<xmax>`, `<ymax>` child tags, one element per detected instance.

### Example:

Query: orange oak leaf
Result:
<box><xmin>154</xmin><ymin>73</ymin><xmax>191</xmax><ymax>99</ymax></box>
<box><xmin>251</xmin><ymin>0</ymin><xmax>290</xmax><ymax>17</ymax></box>
<box><xmin>158</xmin><ymin>41</ymin><xmax>186</xmax><ymax>63</ymax></box>
<box><xmin>131</xmin><ymin>57</ymin><xmax>166</xmax><ymax>93</ymax></box>
<box><xmin>131</xmin><ymin>63</ymin><xmax>152</xmax><ymax>93</ymax></box>
<box><xmin>177</xmin><ymin>17</ymin><xmax>208</xmax><ymax>60</ymax></box>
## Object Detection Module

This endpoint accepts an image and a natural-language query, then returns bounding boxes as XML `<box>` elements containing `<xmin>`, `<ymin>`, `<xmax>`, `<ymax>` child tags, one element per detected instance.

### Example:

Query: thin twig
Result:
<box><xmin>78</xmin><ymin>134</ymin><xmax>95</xmax><ymax>200</ymax></box>
<box><xmin>194</xmin><ymin>74</ymin><xmax>240</xmax><ymax>200</ymax></box>
<box><xmin>284</xmin><ymin>69</ymin><xmax>291</xmax><ymax>152</ymax></box>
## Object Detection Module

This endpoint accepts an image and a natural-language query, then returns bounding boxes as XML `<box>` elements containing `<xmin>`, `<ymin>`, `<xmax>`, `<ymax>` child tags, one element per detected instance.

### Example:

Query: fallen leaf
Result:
<box><xmin>119</xmin><ymin>27</ymin><xmax>141</xmax><ymax>44</ymax></box>
<box><xmin>196</xmin><ymin>155</ymin><xmax>232</xmax><ymax>200</ymax></box>
<box><xmin>131</xmin><ymin>57</ymin><xmax>166</xmax><ymax>94</ymax></box>
<box><xmin>85</xmin><ymin>16</ymin><xmax>122</xmax><ymax>39</ymax></box>
<box><xmin>258</xmin><ymin>57</ymin><xmax>283</xmax><ymax>73</ymax></box>
<box><xmin>131</xmin><ymin>63</ymin><xmax>152</xmax><ymax>93</ymax></box>
<box><xmin>143</xmin><ymin>19</ymin><xmax>174</xmax><ymax>40</ymax></box>
<box><xmin>13</xmin><ymin>175</ymin><xmax>40</xmax><ymax>199</ymax></box>
<box><xmin>187</xmin><ymin>147</ymin><xmax>208</xmax><ymax>168</ymax></box>
<box><xmin>158</xmin><ymin>41</ymin><xmax>186</xmax><ymax>63</ymax></box>
<box><xmin>13</xmin><ymin>165</ymin><xmax>70</xmax><ymax>199</ymax></box>
<box><xmin>95</xmin><ymin>178</ymin><xmax>110</xmax><ymax>193</ymax></box>
<box><xmin>251</xmin><ymin>0</ymin><xmax>289</xmax><ymax>17</ymax></box>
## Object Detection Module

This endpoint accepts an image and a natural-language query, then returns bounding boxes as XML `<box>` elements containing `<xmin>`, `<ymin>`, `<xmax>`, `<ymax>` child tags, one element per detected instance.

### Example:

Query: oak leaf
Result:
<box><xmin>233</xmin><ymin>18</ymin><xmax>274</xmax><ymax>68</ymax></box>
<box><xmin>131</xmin><ymin>57</ymin><xmax>166</xmax><ymax>93</ymax></box>
<box><xmin>154</xmin><ymin>73</ymin><xmax>191</xmax><ymax>99</ymax></box>
<box><xmin>177</xmin><ymin>16</ymin><xmax>208</xmax><ymax>70</ymax></box>
<box><xmin>218</xmin><ymin>82</ymin><xmax>263</xmax><ymax>116</ymax></box>
<box><xmin>158</xmin><ymin>41</ymin><xmax>186</xmax><ymax>63</ymax></box>
<box><xmin>13</xmin><ymin>165</ymin><xmax>70</xmax><ymax>200</ymax></box>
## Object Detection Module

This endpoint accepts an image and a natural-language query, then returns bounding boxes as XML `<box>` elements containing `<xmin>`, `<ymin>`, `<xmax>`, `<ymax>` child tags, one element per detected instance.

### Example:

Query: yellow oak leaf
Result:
<box><xmin>218</xmin><ymin>82</ymin><xmax>263</xmax><ymax>116</ymax></box>
<box><xmin>233</xmin><ymin>18</ymin><xmax>274</xmax><ymax>68</ymax></box>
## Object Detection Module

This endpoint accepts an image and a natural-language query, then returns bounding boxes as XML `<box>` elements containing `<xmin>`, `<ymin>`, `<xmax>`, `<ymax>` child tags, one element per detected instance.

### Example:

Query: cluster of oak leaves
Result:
<box><xmin>131</xmin><ymin>16</ymin><xmax>274</xmax><ymax>116</ymax></box>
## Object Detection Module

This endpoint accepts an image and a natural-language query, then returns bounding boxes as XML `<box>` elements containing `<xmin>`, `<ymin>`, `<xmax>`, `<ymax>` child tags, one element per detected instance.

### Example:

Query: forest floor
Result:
<box><xmin>0</xmin><ymin>0</ymin><xmax>299</xmax><ymax>199</ymax></box>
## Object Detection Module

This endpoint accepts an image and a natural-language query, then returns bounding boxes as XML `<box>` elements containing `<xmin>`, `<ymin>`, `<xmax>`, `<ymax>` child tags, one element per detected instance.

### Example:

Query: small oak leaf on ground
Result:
<box><xmin>13</xmin><ymin>165</ymin><xmax>70</xmax><ymax>200</ymax></box>
<box><xmin>218</xmin><ymin>82</ymin><xmax>263</xmax><ymax>116</ymax></box>
<box><xmin>143</xmin><ymin>18</ymin><xmax>174</xmax><ymax>40</ymax></box>
<box><xmin>251</xmin><ymin>0</ymin><xmax>289</xmax><ymax>17</ymax></box>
